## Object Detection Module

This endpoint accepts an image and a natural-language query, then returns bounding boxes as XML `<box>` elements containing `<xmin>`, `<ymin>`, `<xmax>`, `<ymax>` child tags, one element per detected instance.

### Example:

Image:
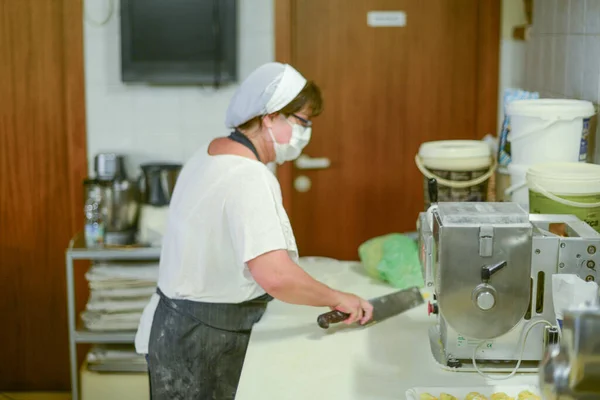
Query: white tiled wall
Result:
<box><xmin>498</xmin><ymin>0</ymin><xmax>529</xmax><ymax>133</ymax></box>
<box><xmin>525</xmin><ymin>0</ymin><xmax>600</xmax><ymax>161</ymax></box>
<box><xmin>498</xmin><ymin>39</ymin><xmax>528</xmax><ymax>133</ymax></box>
<box><xmin>84</xmin><ymin>0</ymin><xmax>274</xmax><ymax>177</ymax></box>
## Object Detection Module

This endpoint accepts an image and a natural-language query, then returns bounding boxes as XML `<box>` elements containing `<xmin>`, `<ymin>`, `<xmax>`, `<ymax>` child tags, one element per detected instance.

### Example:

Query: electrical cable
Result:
<box><xmin>472</xmin><ymin>319</ymin><xmax>558</xmax><ymax>380</ymax></box>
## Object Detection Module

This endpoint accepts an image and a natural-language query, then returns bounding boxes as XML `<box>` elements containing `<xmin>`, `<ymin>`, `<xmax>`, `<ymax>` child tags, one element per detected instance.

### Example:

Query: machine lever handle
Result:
<box><xmin>428</xmin><ymin>178</ymin><xmax>438</xmax><ymax>204</ymax></box>
<box><xmin>481</xmin><ymin>261</ymin><xmax>507</xmax><ymax>282</ymax></box>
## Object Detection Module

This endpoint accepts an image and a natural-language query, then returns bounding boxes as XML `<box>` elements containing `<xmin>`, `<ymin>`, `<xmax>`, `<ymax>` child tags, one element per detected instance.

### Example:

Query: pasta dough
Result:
<box><xmin>440</xmin><ymin>394</ymin><xmax>457</xmax><ymax>400</ymax></box>
<box><xmin>465</xmin><ymin>393</ymin><xmax>488</xmax><ymax>400</ymax></box>
<box><xmin>517</xmin><ymin>391</ymin><xmax>540</xmax><ymax>400</ymax></box>
<box><xmin>418</xmin><ymin>390</ymin><xmax>539</xmax><ymax>400</ymax></box>
<box><xmin>490</xmin><ymin>393</ymin><xmax>513</xmax><ymax>400</ymax></box>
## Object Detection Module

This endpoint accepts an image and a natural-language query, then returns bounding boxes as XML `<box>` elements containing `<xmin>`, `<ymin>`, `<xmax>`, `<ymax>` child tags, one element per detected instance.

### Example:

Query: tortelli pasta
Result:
<box><xmin>419</xmin><ymin>391</ymin><xmax>541</xmax><ymax>400</ymax></box>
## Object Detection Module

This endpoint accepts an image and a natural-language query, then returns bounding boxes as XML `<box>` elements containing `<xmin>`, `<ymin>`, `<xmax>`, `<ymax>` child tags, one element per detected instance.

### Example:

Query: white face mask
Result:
<box><xmin>268</xmin><ymin>117</ymin><xmax>312</xmax><ymax>165</ymax></box>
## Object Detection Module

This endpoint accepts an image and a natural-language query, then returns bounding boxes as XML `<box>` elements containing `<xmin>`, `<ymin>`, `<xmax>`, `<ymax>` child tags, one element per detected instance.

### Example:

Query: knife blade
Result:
<box><xmin>316</xmin><ymin>286</ymin><xmax>424</xmax><ymax>329</ymax></box>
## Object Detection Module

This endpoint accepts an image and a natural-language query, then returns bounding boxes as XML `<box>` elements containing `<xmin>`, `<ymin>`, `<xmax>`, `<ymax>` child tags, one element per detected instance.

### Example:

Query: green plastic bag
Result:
<box><xmin>358</xmin><ymin>233</ymin><xmax>424</xmax><ymax>290</ymax></box>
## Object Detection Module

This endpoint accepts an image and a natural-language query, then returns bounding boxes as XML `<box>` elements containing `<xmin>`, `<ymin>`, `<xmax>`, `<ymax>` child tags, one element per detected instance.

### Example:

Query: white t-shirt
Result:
<box><xmin>134</xmin><ymin>145</ymin><xmax>298</xmax><ymax>354</ymax></box>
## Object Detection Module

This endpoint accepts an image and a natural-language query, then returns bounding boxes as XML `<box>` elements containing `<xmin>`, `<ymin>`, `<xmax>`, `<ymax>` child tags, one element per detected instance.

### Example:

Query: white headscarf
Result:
<box><xmin>225</xmin><ymin>63</ymin><xmax>307</xmax><ymax>128</ymax></box>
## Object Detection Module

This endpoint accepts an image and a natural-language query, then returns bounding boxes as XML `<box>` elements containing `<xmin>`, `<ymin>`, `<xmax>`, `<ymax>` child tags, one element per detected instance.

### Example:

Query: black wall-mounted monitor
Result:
<box><xmin>120</xmin><ymin>0</ymin><xmax>237</xmax><ymax>85</ymax></box>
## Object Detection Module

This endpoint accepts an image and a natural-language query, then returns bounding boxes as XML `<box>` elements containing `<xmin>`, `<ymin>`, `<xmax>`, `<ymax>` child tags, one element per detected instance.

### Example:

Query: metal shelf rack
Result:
<box><xmin>66</xmin><ymin>233</ymin><xmax>160</xmax><ymax>400</ymax></box>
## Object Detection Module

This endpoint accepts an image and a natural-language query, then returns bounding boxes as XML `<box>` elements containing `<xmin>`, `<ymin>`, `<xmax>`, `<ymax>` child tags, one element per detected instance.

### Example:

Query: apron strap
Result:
<box><xmin>228</xmin><ymin>130</ymin><xmax>261</xmax><ymax>162</ymax></box>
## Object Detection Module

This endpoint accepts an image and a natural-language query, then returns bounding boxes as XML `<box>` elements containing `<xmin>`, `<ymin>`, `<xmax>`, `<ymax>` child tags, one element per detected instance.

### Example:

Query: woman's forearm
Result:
<box><xmin>248</xmin><ymin>250</ymin><xmax>340</xmax><ymax>307</ymax></box>
<box><xmin>263</xmin><ymin>263</ymin><xmax>340</xmax><ymax>306</ymax></box>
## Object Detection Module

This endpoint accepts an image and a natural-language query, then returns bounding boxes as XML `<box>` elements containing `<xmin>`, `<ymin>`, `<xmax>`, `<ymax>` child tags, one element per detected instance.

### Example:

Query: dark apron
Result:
<box><xmin>147</xmin><ymin>289</ymin><xmax>272</xmax><ymax>399</ymax></box>
<box><xmin>146</xmin><ymin>132</ymin><xmax>270</xmax><ymax>399</ymax></box>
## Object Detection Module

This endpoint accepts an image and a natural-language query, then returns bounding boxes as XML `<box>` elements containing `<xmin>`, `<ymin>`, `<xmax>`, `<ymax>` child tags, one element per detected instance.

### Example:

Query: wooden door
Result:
<box><xmin>276</xmin><ymin>0</ymin><xmax>499</xmax><ymax>260</ymax></box>
<box><xmin>0</xmin><ymin>0</ymin><xmax>87</xmax><ymax>389</ymax></box>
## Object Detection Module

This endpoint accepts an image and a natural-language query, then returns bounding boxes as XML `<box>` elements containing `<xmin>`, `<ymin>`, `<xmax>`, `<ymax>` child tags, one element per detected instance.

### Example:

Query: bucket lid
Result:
<box><xmin>418</xmin><ymin>140</ymin><xmax>491</xmax><ymax>159</ymax></box>
<box><xmin>507</xmin><ymin>99</ymin><xmax>595</xmax><ymax>119</ymax></box>
<box><xmin>526</xmin><ymin>162</ymin><xmax>600</xmax><ymax>195</ymax></box>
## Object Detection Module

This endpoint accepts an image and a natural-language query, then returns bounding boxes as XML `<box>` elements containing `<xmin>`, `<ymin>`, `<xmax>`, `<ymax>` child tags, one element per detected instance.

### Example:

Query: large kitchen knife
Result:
<box><xmin>316</xmin><ymin>286</ymin><xmax>424</xmax><ymax>329</ymax></box>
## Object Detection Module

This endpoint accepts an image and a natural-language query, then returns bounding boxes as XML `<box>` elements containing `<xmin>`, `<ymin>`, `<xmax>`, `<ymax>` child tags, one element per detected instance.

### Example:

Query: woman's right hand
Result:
<box><xmin>331</xmin><ymin>292</ymin><xmax>373</xmax><ymax>326</ymax></box>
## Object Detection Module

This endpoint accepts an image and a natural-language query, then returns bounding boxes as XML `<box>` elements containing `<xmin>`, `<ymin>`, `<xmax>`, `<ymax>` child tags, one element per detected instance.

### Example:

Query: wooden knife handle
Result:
<box><xmin>317</xmin><ymin>310</ymin><xmax>350</xmax><ymax>329</ymax></box>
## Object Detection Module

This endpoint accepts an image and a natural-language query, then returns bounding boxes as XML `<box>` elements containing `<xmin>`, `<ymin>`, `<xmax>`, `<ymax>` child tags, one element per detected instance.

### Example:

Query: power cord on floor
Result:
<box><xmin>1</xmin><ymin>393</ymin><xmax>18</xmax><ymax>400</ymax></box>
<box><xmin>472</xmin><ymin>319</ymin><xmax>557</xmax><ymax>380</ymax></box>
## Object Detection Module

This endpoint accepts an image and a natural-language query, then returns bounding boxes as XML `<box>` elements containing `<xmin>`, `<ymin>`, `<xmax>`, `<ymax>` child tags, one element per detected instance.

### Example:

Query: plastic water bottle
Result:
<box><xmin>84</xmin><ymin>195</ymin><xmax>105</xmax><ymax>248</ymax></box>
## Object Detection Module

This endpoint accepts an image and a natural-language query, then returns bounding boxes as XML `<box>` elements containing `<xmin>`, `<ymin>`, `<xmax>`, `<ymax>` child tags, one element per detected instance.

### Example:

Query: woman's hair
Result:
<box><xmin>238</xmin><ymin>81</ymin><xmax>323</xmax><ymax>131</ymax></box>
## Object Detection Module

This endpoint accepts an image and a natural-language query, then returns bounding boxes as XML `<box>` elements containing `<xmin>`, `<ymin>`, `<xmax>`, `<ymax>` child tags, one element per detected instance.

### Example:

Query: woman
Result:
<box><xmin>135</xmin><ymin>62</ymin><xmax>373</xmax><ymax>399</ymax></box>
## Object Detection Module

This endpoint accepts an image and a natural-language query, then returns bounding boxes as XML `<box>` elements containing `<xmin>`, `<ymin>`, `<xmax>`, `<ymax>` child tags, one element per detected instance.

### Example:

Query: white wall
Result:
<box><xmin>83</xmin><ymin>0</ymin><xmax>274</xmax><ymax>177</ymax></box>
<box><xmin>525</xmin><ymin>0</ymin><xmax>600</xmax><ymax>162</ymax></box>
<box><xmin>497</xmin><ymin>0</ymin><xmax>528</xmax><ymax>134</ymax></box>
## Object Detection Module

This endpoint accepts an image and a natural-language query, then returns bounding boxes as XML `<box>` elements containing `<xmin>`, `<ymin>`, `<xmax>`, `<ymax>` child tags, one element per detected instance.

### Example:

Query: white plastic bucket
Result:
<box><xmin>415</xmin><ymin>140</ymin><xmax>496</xmax><ymax>209</ymax></box>
<box><xmin>527</xmin><ymin>163</ymin><xmax>600</xmax><ymax>232</ymax></box>
<box><xmin>507</xmin><ymin>99</ymin><xmax>595</xmax><ymax>165</ymax></box>
<box><xmin>505</xmin><ymin>163</ymin><xmax>530</xmax><ymax>209</ymax></box>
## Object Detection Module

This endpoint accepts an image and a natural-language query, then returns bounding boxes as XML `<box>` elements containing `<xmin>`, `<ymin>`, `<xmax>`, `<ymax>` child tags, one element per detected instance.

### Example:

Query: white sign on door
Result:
<box><xmin>367</xmin><ymin>11</ymin><xmax>406</xmax><ymax>27</ymax></box>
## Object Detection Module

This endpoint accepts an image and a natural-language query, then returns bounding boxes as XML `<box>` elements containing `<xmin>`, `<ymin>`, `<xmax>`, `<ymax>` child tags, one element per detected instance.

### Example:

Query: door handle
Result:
<box><xmin>295</xmin><ymin>154</ymin><xmax>331</xmax><ymax>170</ymax></box>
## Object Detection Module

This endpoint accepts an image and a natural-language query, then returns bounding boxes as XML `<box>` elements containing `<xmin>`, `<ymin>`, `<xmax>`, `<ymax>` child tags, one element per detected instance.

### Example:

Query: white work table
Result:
<box><xmin>236</xmin><ymin>258</ymin><xmax>538</xmax><ymax>400</ymax></box>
